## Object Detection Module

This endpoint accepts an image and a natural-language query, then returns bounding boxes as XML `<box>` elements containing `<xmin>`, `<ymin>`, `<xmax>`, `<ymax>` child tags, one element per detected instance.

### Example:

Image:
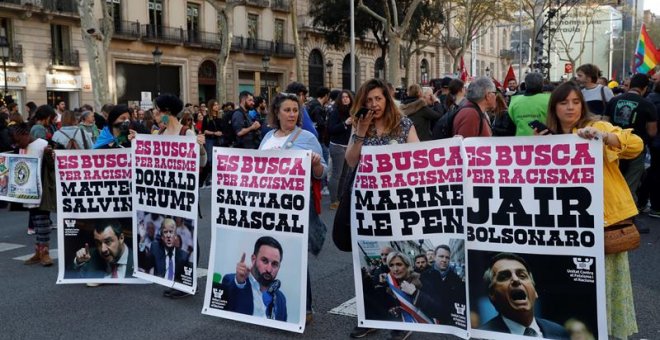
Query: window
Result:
<box><xmin>443</xmin><ymin>53</ymin><xmax>451</xmax><ymax>74</ymax></box>
<box><xmin>51</xmin><ymin>24</ymin><xmax>74</xmax><ymax>66</ymax></box>
<box><xmin>187</xmin><ymin>3</ymin><xmax>200</xmax><ymax>42</ymax></box>
<box><xmin>148</xmin><ymin>0</ymin><xmax>163</xmax><ymax>36</ymax></box>
<box><xmin>248</xmin><ymin>14</ymin><xmax>258</xmax><ymax>40</ymax></box>
<box><xmin>106</xmin><ymin>0</ymin><xmax>121</xmax><ymax>27</ymax></box>
<box><xmin>420</xmin><ymin>59</ymin><xmax>429</xmax><ymax>85</ymax></box>
<box><xmin>490</xmin><ymin>29</ymin><xmax>495</xmax><ymax>52</ymax></box>
<box><xmin>274</xmin><ymin>19</ymin><xmax>284</xmax><ymax>43</ymax></box>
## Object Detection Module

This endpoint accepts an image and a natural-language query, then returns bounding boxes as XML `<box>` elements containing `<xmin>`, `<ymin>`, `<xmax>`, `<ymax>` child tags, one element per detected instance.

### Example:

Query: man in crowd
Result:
<box><xmin>401</xmin><ymin>83</ymin><xmax>442</xmax><ymax>141</ymax></box>
<box><xmin>307</xmin><ymin>87</ymin><xmax>331</xmax><ymax>172</ymax></box>
<box><xmin>72</xmin><ymin>223</ymin><xmax>134</xmax><ymax>279</ymax></box>
<box><xmin>480</xmin><ymin>253</ymin><xmax>569</xmax><ymax>339</ymax></box>
<box><xmin>423</xmin><ymin>245</ymin><xmax>465</xmax><ymax>325</ymax></box>
<box><xmin>285</xmin><ymin>82</ymin><xmax>319</xmax><ymax>137</ymax></box>
<box><xmin>231</xmin><ymin>91</ymin><xmax>260</xmax><ymax>149</ymax></box>
<box><xmin>508</xmin><ymin>72</ymin><xmax>551</xmax><ymax>136</ymax></box>
<box><xmin>576</xmin><ymin>63</ymin><xmax>614</xmax><ymax>118</ymax></box>
<box><xmin>55</xmin><ymin>100</ymin><xmax>66</xmax><ymax>127</ymax></box>
<box><xmin>221</xmin><ymin>236</ymin><xmax>287</xmax><ymax>321</ymax></box>
<box><xmin>452</xmin><ymin>76</ymin><xmax>494</xmax><ymax>137</ymax></box>
<box><xmin>414</xmin><ymin>254</ymin><xmax>430</xmax><ymax>274</ymax></box>
<box><xmin>604</xmin><ymin>73</ymin><xmax>658</xmax><ymax>231</ymax></box>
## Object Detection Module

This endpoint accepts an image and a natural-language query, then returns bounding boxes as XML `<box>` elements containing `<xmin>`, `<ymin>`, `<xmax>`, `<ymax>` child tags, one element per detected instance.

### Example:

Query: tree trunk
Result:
<box><xmin>291</xmin><ymin>0</ymin><xmax>303</xmax><ymax>82</ymax></box>
<box><xmin>388</xmin><ymin>33</ymin><xmax>401</xmax><ymax>86</ymax></box>
<box><xmin>217</xmin><ymin>9</ymin><xmax>231</xmax><ymax>104</ymax></box>
<box><xmin>78</xmin><ymin>0</ymin><xmax>112</xmax><ymax>112</ymax></box>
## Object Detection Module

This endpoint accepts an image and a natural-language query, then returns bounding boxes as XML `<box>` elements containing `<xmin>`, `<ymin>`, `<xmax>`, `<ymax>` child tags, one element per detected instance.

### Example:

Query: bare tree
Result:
<box><xmin>357</xmin><ymin>0</ymin><xmax>423</xmax><ymax>84</ymax></box>
<box><xmin>554</xmin><ymin>3</ymin><xmax>600</xmax><ymax>76</ymax></box>
<box><xmin>291</xmin><ymin>0</ymin><xmax>303</xmax><ymax>81</ymax></box>
<box><xmin>205</xmin><ymin>0</ymin><xmax>242</xmax><ymax>104</ymax></box>
<box><xmin>77</xmin><ymin>0</ymin><xmax>113</xmax><ymax>112</ymax></box>
<box><xmin>438</xmin><ymin>0</ymin><xmax>515</xmax><ymax>73</ymax></box>
<box><xmin>400</xmin><ymin>0</ymin><xmax>443</xmax><ymax>87</ymax></box>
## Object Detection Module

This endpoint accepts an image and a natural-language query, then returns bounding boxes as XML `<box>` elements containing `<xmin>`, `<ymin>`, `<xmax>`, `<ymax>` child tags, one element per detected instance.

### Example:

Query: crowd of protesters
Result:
<box><xmin>1</xmin><ymin>60</ymin><xmax>657</xmax><ymax>340</ymax></box>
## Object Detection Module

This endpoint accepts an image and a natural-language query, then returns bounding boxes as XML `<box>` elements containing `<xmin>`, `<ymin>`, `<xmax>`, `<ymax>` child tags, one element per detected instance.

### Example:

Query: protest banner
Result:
<box><xmin>55</xmin><ymin>149</ymin><xmax>144</xmax><ymax>284</ymax></box>
<box><xmin>0</xmin><ymin>153</ymin><xmax>41</xmax><ymax>204</ymax></box>
<box><xmin>464</xmin><ymin>135</ymin><xmax>605</xmax><ymax>340</ymax></box>
<box><xmin>202</xmin><ymin>148</ymin><xmax>310</xmax><ymax>333</ymax></box>
<box><xmin>351</xmin><ymin>139</ymin><xmax>469</xmax><ymax>338</ymax></box>
<box><xmin>132</xmin><ymin>134</ymin><xmax>200</xmax><ymax>294</ymax></box>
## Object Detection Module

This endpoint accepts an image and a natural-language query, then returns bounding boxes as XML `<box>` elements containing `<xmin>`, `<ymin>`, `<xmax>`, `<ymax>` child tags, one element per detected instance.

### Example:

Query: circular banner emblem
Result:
<box><xmin>14</xmin><ymin>161</ymin><xmax>30</xmax><ymax>186</ymax></box>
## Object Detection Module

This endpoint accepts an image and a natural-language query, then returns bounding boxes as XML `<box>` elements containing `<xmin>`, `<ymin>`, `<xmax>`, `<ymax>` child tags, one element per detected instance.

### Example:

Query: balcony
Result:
<box><xmin>3</xmin><ymin>44</ymin><xmax>23</xmax><ymax>64</ymax></box>
<box><xmin>444</xmin><ymin>37</ymin><xmax>461</xmax><ymax>50</ymax></box>
<box><xmin>273</xmin><ymin>41</ymin><xmax>295</xmax><ymax>58</ymax></box>
<box><xmin>112</xmin><ymin>20</ymin><xmax>140</xmax><ymax>40</ymax></box>
<box><xmin>245</xmin><ymin>0</ymin><xmax>269</xmax><ymax>8</ymax></box>
<box><xmin>142</xmin><ymin>24</ymin><xmax>184</xmax><ymax>45</ymax></box>
<box><xmin>49</xmin><ymin>47</ymin><xmax>79</xmax><ymax>67</ymax></box>
<box><xmin>499</xmin><ymin>49</ymin><xmax>515</xmax><ymax>60</ymax></box>
<box><xmin>42</xmin><ymin>0</ymin><xmax>78</xmax><ymax>13</ymax></box>
<box><xmin>230</xmin><ymin>36</ymin><xmax>296</xmax><ymax>58</ymax></box>
<box><xmin>185</xmin><ymin>30</ymin><xmax>223</xmax><ymax>50</ymax></box>
<box><xmin>271</xmin><ymin>0</ymin><xmax>290</xmax><ymax>12</ymax></box>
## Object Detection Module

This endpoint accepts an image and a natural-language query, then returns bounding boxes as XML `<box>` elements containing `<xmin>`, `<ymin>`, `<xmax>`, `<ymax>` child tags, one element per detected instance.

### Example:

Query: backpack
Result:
<box><xmin>221</xmin><ymin>110</ymin><xmax>237</xmax><ymax>147</ymax></box>
<box><xmin>59</xmin><ymin>129</ymin><xmax>88</xmax><ymax>150</ymax></box>
<box><xmin>432</xmin><ymin>101</ymin><xmax>484</xmax><ymax>139</ymax></box>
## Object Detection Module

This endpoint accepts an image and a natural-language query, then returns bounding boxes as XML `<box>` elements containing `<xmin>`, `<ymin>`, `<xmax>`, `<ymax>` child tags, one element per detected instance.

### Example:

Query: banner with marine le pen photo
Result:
<box><xmin>202</xmin><ymin>148</ymin><xmax>310</xmax><ymax>333</ymax></box>
<box><xmin>132</xmin><ymin>134</ymin><xmax>200</xmax><ymax>294</ymax></box>
<box><xmin>55</xmin><ymin>149</ymin><xmax>145</xmax><ymax>284</ymax></box>
<box><xmin>351</xmin><ymin>139</ymin><xmax>469</xmax><ymax>339</ymax></box>
<box><xmin>464</xmin><ymin>135</ymin><xmax>606</xmax><ymax>340</ymax></box>
<box><xmin>0</xmin><ymin>153</ymin><xmax>41</xmax><ymax>205</ymax></box>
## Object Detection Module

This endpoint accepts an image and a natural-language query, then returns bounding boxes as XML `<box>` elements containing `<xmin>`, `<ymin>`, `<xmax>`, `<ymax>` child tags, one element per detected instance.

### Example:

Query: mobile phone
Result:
<box><xmin>528</xmin><ymin>120</ymin><xmax>553</xmax><ymax>134</ymax></box>
<box><xmin>355</xmin><ymin>107</ymin><xmax>370</xmax><ymax>119</ymax></box>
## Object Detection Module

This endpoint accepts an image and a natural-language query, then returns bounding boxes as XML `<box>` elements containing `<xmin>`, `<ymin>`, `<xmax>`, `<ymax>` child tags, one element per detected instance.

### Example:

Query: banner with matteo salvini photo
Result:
<box><xmin>202</xmin><ymin>148</ymin><xmax>310</xmax><ymax>333</ymax></box>
<box><xmin>464</xmin><ymin>135</ymin><xmax>605</xmax><ymax>340</ymax></box>
<box><xmin>132</xmin><ymin>134</ymin><xmax>200</xmax><ymax>294</ymax></box>
<box><xmin>55</xmin><ymin>149</ymin><xmax>144</xmax><ymax>284</ymax></box>
<box><xmin>350</xmin><ymin>139</ymin><xmax>469</xmax><ymax>339</ymax></box>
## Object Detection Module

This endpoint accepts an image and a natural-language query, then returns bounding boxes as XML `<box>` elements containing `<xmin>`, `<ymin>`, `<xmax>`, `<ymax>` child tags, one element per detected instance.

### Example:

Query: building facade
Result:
<box><xmin>0</xmin><ymin>0</ymin><xmax>510</xmax><ymax>118</ymax></box>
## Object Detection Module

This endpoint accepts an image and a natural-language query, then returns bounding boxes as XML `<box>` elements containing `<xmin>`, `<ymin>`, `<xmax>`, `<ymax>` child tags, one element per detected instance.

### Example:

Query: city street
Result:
<box><xmin>0</xmin><ymin>189</ymin><xmax>658</xmax><ymax>340</ymax></box>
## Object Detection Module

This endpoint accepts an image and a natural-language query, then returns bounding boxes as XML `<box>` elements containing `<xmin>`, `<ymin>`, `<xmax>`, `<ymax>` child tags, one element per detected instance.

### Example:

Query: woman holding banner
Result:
<box><xmin>9</xmin><ymin>118</ymin><xmax>56</xmax><ymax>266</ymax></box>
<box><xmin>541</xmin><ymin>81</ymin><xmax>641</xmax><ymax>340</ymax></box>
<box><xmin>259</xmin><ymin>93</ymin><xmax>328</xmax><ymax>324</ymax></box>
<box><xmin>344</xmin><ymin>79</ymin><xmax>419</xmax><ymax>339</ymax></box>
<box><xmin>93</xmin><ymin>105</ymin><xmax>138</xmax><ymax>149</ymax></box>
<box><xmin>382</xmin><ymin>251</ymin><xmax>441</xmax><ymax>324</ymax></box>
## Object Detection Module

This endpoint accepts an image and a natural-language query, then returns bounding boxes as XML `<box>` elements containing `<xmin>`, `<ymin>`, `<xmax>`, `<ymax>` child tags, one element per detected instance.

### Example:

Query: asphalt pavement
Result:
<box><xmin>0</xmin><ymin>189</ymin><xmax>658</xmax><ymax>340</ymax></box>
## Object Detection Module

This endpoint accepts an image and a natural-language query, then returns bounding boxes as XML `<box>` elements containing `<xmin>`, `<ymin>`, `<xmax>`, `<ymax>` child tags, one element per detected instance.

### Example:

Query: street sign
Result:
<box><xmin>565</xmin><ymin>63</ymin><xmax>573</xmax><ymax>74</ymax></box>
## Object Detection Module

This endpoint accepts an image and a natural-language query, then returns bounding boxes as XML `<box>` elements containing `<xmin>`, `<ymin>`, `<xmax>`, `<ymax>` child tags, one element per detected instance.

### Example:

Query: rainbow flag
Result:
<box><xmin>633</xmin><ymin>23</ymin><xmax>660</xmax><ymax>75</ymax></box>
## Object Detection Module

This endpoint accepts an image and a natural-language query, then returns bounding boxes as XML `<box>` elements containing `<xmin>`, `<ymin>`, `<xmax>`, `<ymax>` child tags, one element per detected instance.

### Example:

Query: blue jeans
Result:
<box><xmin>328</xmin><ymin>143</ymin><xmax>348</xmax><ymax>202</ymax></box>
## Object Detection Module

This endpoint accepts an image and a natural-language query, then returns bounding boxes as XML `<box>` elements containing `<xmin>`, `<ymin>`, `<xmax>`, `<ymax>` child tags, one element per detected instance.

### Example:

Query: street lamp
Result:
<box><xmin>261</xmin><ymin>54</ymin><xmax>270</xmax><ymax>102</ymax></box>
<box><xmin>326</xmin><ymin>59</ymin><xmax>333</xmax><ymax>87</ymax></box>
<box><xmin>485</xmin><ymin>66</ymin><xmax>491</xmax><ymax>78</ymax></box>
<box><xmin>0</xmin><ymin>36</ymin><xmax>9</xmax><ymax>99</ymax></box>
<box><xmin>152</xmin><ymin>46</ymin><xmax>162</xmax><ymax>96</ymax></box>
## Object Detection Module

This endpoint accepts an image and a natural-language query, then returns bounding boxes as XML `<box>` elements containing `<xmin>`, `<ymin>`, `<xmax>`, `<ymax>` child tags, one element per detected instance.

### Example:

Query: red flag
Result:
<box><xmin>460</xmin><ymin>57</ymin><xmax>469</xmax><ymax>82</ymax></box>
<box><xmin>503</xmin><ymin>65</ymin><xmax>516</xmax><ymax>87</ymax></box>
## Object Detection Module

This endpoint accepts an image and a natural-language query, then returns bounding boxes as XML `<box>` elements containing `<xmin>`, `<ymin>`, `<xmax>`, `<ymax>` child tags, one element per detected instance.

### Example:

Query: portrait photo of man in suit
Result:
<box><xmin>480</xmin><ymin>252</ymin><xmax>569</xmax><ymax>339</ymax></box>
<box><xmin>72</xmin><ymin>222</ymin><xmax>134</xmax><ymax>279</ymax></box>
<box><xmin>221</xmin><ymin>236</ymin><xmax>287</xmax><ymax>321</ymax></box>
<box><xmin>141</xmin><ymin>218</ymin><xmax>190</xmax><ymax>282</ymax></box>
